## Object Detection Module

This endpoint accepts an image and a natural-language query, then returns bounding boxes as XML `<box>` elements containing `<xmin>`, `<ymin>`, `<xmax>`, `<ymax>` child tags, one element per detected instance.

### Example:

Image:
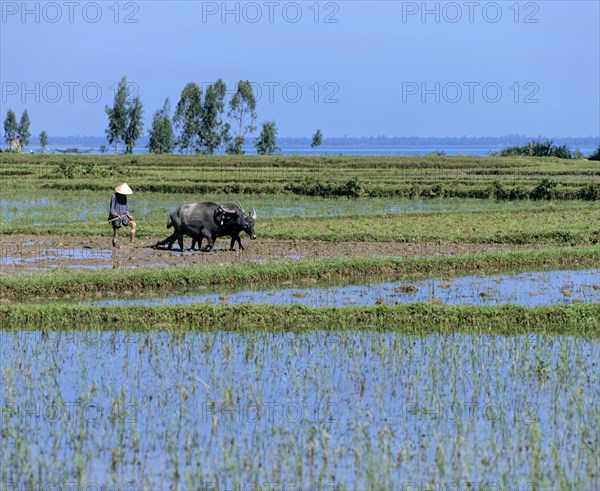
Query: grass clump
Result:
<box><xmin>55</xmin><ymin>160</ymin><xmax>109</xmax><ymax>179</ymax></box>
<box><xmin>493</xmin><ymin>140</ymin><xmax>572</xmax><ymax>159</ymax></box>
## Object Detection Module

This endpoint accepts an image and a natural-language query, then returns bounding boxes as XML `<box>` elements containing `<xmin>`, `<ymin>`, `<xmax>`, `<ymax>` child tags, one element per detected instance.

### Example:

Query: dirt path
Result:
<box><xmin>0</xmin><ymin>234</ymin><xmax>550</xmax><ymax>275</ymax></box>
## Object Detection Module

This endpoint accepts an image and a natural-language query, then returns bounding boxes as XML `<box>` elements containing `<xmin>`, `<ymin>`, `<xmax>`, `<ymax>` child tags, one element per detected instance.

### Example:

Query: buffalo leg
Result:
<box><xmin>155</xmin><ymin>233</ymin><xmax>177</xmax><ymax>250</ymax></box>
<box><xmin>229</xmin><ymin>234</ymin><xmax>244</xmax><ymax>251</ymax></box>
<box><xmin>201</xmin><ymin>230</ymin><xmax>215</xmax><ymax>252</ymax></box>
<box><xmin>204</xmin><ymin>234</ymin><xmax>215</xmax><ymax>252</ymax></box>
<box><xmin>191</xmin><ymin>236</ymin><xmax>204</xmax><ymax>251</ymax></box>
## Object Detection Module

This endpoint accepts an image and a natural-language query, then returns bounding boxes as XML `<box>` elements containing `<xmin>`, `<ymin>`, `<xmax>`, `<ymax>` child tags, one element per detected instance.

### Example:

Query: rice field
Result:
<box><xmin>2</xmin><ymin>330</ymin><xmax>598</xmax><ymax>489</ymax></box>
<box><xmin>1</xmin><ymin>154</ymin><xmax>599</xmax><ymax>489</ymax></box>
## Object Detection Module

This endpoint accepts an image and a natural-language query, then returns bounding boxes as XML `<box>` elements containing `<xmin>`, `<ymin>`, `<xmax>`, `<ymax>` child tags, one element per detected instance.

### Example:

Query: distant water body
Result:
<box><xmin>23</xmin><ymin>144</ymin><xmax>598</xmax><ymax>157</ymax></box>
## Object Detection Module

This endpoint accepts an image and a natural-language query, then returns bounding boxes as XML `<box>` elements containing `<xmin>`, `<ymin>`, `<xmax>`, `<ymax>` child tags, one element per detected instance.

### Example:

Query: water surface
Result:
<box><xmin>87</xmin><ymin>269</ymin><xmax>600</xmax><ymax>308</ymax></box>
<box><xmin>1</xmin><ymin>195</ymin><xmax>584</xmax><ymax>224</ymax></box>
<box><xmin>2</xmin><ymin>330</ymin><xmax>597</xmax><ymax>488</ymax></box>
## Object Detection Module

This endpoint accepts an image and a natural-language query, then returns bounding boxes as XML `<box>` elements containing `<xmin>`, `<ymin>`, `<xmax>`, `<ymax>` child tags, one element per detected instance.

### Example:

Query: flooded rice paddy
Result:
<box><xmin>1</xmin><ymin>246</ymin><xmax>113</xmax><ymax>266</ymax></box>
<box><xmin>2</xmin><ymin>330</ymin><xmax>598</xmax><ymax>489</ymax></box>
<box><xmin>0</xmin><ymin>195</ymin><xmax>574</xmax><ymax>225</ymax></box>
<box><xmin>2</xmin><ymin>189</ymin><xmax>598</xmax><ymax>488</ymax></box>
<box><xmin>87</xmin><ymin>269</ymin><xmax>600</xmax><ymax>308</ymax></box>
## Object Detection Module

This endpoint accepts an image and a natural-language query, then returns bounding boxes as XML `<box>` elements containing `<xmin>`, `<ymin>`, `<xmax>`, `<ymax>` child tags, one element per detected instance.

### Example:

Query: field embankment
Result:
<box><xmin>2</xmin><ymin>303</ymin><xmax>599</xmax><ymax>336</ymax></box>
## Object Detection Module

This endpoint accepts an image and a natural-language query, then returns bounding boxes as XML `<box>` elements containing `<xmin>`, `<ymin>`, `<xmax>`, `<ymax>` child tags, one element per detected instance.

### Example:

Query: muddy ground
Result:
<box><xmin>0</xmin><ymin>234</ymin><xmax>553</xmax><ymax>275</ymax></box>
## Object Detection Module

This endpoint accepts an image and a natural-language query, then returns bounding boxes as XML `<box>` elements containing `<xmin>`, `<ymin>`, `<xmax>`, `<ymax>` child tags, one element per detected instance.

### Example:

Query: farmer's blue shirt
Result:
<box><xmin>108</xmin><ymin>193</ymin><xmax>130</xmax><ymax>227</ymax></box>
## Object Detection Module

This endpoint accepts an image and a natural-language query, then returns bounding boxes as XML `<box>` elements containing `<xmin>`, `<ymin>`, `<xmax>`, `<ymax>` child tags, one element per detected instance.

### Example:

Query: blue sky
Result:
<box><xmin>1</xmin><ymin>1</ymin><xmax>599</xmax><ymax>137</ymax></box>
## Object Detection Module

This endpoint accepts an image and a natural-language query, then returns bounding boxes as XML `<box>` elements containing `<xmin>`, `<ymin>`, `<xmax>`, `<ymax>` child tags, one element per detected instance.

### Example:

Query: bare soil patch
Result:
<box><xmin>0</xmin><ymin>234</ymin><xmax>550</xmax><ymax>275</ymax></box>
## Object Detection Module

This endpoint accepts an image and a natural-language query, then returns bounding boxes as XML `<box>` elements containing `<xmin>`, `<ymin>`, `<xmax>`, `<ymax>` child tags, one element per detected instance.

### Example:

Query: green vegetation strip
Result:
<box><xmin>1</xmin><ymin>247</ymin><xmax>598</xmax><ymax>299</ymax></box>
<box><xmin>2</xmin><ymin>154</ymin><xmax>598</xmax><ymax>199</ymax></box>
<box><xmin>259</xmin><ymin>208</ymin><xmax>599</xmax><ymax>244</ymax></box>
<box><xmin>36</xmin><ymin>176</ymin><xmax>600</xmax><ymax>200</ymax></box>
<box><xmin>3</xmin><ymin>153</ymin><xmax>599</xmax><ymax>172</ymax></box>
<box><xmin>1</xmin><ymin>303</ymin><xmax>598</xmax><ymax>336</ymax></box>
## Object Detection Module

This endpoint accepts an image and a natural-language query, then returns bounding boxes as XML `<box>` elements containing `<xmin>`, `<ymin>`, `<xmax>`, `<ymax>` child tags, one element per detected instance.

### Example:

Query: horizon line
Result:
<box><xmin>27</xmin><ymin>134</ymin><xmax>600</xmax><ymax>140</ymax></box>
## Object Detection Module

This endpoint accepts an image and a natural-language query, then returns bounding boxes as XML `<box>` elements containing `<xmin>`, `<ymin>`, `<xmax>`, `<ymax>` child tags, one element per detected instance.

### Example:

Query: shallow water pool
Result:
<box><xmin>86</xmin><ymin>269</ymin><xmax>600</xmax><ymax>308</ymax></box>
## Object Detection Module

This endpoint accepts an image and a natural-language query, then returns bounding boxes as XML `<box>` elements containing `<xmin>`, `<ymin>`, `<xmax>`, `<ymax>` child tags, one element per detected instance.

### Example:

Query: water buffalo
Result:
<box><xmin>154</xmin><ymin>202</ymin><xmax>256</xmax><ymax>252</ymax></box>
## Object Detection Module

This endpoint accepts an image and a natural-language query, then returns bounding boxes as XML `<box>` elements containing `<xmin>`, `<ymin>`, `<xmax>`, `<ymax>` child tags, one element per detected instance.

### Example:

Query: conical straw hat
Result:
<box><xmin>115</xmin><ymin>183</ymin><xmax>133</xmax><ymax>195</ymax></box>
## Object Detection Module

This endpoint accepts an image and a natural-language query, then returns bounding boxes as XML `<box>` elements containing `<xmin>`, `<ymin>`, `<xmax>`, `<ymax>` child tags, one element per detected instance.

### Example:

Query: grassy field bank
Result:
<box><xmin>1</xmin><ymin>153</ymin><xmax>599</xmax><ymax>199</ymax></box>
<box><xmin>2</xmin><ymin>302</ymin><xmax>599</xmax><ymax>335</ymax></box>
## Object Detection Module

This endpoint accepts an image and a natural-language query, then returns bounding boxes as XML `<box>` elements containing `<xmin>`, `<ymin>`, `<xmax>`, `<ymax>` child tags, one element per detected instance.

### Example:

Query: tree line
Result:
<box><xmin>2</xmin><ymin>109</ymin><xmax>48</xmax><ymax>153</ymax></box>
<box><xmin>106</xmin><ymin>76</ymin><xmax>322</xmax><ymax>155</ymax></box>
<box><xmin>3</xmin><ymin>75</ymin><xmax>324</xmax><ymax>155</ymax></box>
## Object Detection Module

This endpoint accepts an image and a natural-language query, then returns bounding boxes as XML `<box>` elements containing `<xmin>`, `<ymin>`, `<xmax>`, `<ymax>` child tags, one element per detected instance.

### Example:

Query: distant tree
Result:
<box><xmin>226</xmin><ymin>80</ymin><xmax>256</xmax><ymax>154</ymax></box>
<box><xmin>148</xmin><ymin>98</ymin><xmax>175</xmax><ymax>154</ymax></box>
<box><xmin>573</xmin><ymin>148</ymin><xmax>585</xmax><ymax>159</ymax></box>
<box><xmin>105</xmin><ymin>76</ymin><xmax>129</xmax><ymax>154</ymax></box>
<box><xmin>3</xmin><ymin>109</ymin><xmax>18</xmax><ymax>150</ymax></box>
<box><xmin>227</xmin><ymin>135</ymin><xmax>245</xmax><ymax>155</ymax></box>
<box><xmin>199</xmin><ymin>79</ymin><xmax>227</xmax><ymax>154</ymax></box>
<box><xmin>124</xmin><ymin>96</ymin><xmax>144</xmax><ymax>154</ymax></box>
<box><xmin>220</xmin><ymin>122</ymin><xmax>232</xmax><ymax>154</ymax></box>
<box><xmin>99</xmin><ymin>144</ymin><xmax>108</xmax><ymax>153</ymax></box>
<box><xmin>589</xmin><ymin>145</ymin><xmax>600</xmax><ymax>161</ymax></box>
<box><xmin>311</xmin><ymin>129</ymin><xmax>323</xmax><ymax>148</ymax></box>
<box><xmin>39</xmin><ymin>130</ymin><xmax>48</xmax><ymax>152</ymax></box>
<box><xmin>174</xmin><ymin>82</ymin><xmax>203</xmax><ymax>154</ymax></box>
<box><xmin>17</xmin><ymin>110</ymin><xmax>31</xmax><ymax>151</ymax></box>
<box><xmin>255</xmin><ymin>120</ymin><xmax>280</xmax><ymax>155</ymax></box>
<box><xmin>213</xmin><ymin>79</ymin><xmax>227</xmax><ymax>116</ymax></box>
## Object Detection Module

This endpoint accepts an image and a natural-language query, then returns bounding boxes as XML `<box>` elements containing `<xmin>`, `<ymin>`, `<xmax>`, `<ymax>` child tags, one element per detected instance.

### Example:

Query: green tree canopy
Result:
<box><xmin>105</xmin><ymin>76</ymin><xmax>129</xmax><ymax>154</ymax></box>
<box><xmin>39</xmin><ymin>130</ymin><xmax>48</xmax><ymax>151</ymax></box>
<box><xmin>3</xmin><ymin>109</ymin><xmax>18</xmax><ymax>149</ymax></box>
<box><xmin>311</xmin><ymin>129</ymin><xmax>323</xmax><ymax>148</ymax></box>
<box><xmin>220</xmin><ymin>122</ymin><xmax>233</xmax><ymax>154</ymax></box>
<box><xmin>148</xmin><ymin>98</ymin><xmax>175</xmax><ymax>154</ymax></box>
<box><xmin>199</xmin><ymin>79</ymin><xmax>227</xmax><ymax>154</ymax></box>
<box><xmin>226</xmin><ymin>80</ymin><xmax>256</xmax><ymax>154</ymax></box>
<box><xmin>255</xmin><ymin>120</ymin><xmax>280</xmax><ymax>155</ymax></box>
<box><xmin>174</xmin><ymin>82</ymin><xmax>202</xmax><ymax>154</ymax></box>
<box><xmin>17</xmin><ymin>110</ymin><xmax>31</xmax><ymax>151</ymax></box>
<box><xmin>227</xmin><ymin>135</ymin><xmax>245</xmax><ymax>155</ymax></box>
<box><xmin>124</xmin><ymin>96</ymin><xmax>144</xmax><ymax>154</ymax></box>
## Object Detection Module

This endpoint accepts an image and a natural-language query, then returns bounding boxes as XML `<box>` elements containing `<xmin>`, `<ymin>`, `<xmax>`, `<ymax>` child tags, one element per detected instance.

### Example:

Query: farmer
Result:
<box><xmin>108</xmin><ymin>183</ymin><xmax>137</xmax><ymax>247</ymax></box>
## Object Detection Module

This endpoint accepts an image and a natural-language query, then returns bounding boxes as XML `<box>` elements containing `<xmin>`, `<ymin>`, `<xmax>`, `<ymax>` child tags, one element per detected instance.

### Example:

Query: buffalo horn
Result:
<box><xmin>220</xmin><ymin>204</ymin><xmax>237</xmax><ymax>214</ymax></box>
<box><xmin>251</xmin><ymin>207</ymin><xmax>257</xmax><ymax>219</ymax></box>
<box><xmin>235</xmin><ymin>200</ymin><xmax>245</xmax><ymax>214</ymax></box>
